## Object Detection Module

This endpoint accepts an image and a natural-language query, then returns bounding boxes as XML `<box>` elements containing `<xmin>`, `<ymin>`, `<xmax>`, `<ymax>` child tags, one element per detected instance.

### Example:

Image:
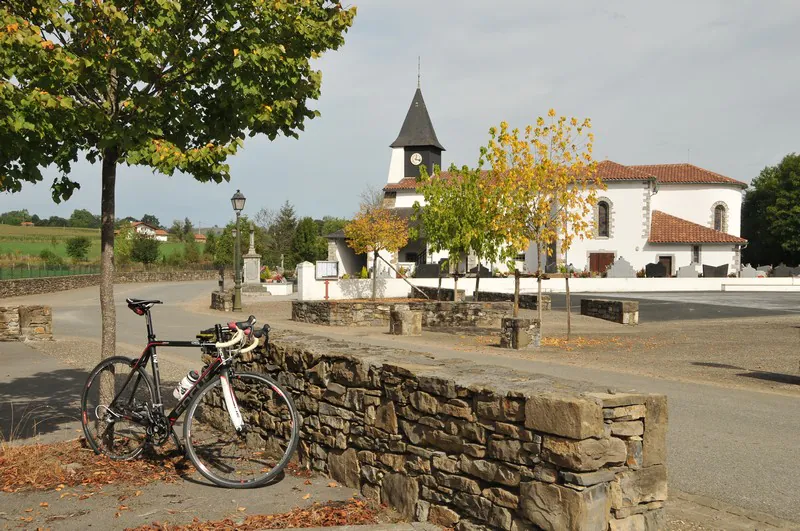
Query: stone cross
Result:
<box><xmin>248</xmin><ymin>223</ymin><xmax>256</xmax><ymax>255</ymax></box>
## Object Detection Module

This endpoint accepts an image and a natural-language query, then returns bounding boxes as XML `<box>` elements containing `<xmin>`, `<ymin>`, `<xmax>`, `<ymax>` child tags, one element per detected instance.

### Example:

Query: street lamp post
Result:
<box><xmin>231</xmin><ymin>189</ymin><xmax>246</xmax><ymax>312</ymax></box>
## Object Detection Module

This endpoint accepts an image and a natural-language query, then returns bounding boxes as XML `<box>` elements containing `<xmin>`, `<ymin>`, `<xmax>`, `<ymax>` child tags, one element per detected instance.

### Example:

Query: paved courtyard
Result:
<box><xmin>2</xmin><ymin>282</ymin><xmax>800</xmax><ymax>528</ymax></box>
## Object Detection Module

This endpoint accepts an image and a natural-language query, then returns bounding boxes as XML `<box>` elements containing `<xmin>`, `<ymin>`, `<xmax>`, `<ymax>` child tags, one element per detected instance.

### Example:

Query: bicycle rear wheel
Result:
<box><xmin>184</xmin><ymin>371</ymin><xmax>299</xmax><ymax>488</ymax></box>
<box><xmin>81</xmin><ymin>356</ymin><xmax>155</xmax><ymax>460</ymax></box>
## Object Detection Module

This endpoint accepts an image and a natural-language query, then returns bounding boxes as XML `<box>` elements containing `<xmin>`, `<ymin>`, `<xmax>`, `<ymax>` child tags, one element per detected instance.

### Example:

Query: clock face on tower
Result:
<box><xmin>410</xmin><ymin>152</ymin><xmax>423</xmax><ymax>166</ymax></box>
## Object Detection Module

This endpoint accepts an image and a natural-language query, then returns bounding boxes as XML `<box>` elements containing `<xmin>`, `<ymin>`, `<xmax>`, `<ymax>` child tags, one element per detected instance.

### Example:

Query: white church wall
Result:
<box><xmin>386</xmin><ymin>147</ymin><xmax>406</xmax><ymax>184</ymax></box>
<box><xmin>395</xmin><ymin>191</ymin><xmax>424</xmax><ymax>208</ymax></box>
<box><xmin>652</xmin><ymin>184</ymin><xmax>743</xmax><ymax>235</ymax></box>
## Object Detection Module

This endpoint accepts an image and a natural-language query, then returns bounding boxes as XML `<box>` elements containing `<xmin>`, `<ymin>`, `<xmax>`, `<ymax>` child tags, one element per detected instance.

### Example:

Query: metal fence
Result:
<box><xmin>0</xmin><ymin>265</ymin><xmax>100</xmax><ymax>280</ymax></box>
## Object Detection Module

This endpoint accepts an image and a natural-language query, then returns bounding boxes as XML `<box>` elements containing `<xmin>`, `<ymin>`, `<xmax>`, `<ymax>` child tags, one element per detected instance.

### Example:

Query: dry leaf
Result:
<box><xmin>39</xmin><ymin>502</ymin><xmax>48</xmax><ymax>508</ymax></box>
<box><xmin>302</xmin><ymin>493</ymin><xmax>311</xmax><ymax>500</ymax></box>
<box><xmin>25</xmin><ymin>508</ymin><xmax>33</xmax><ymax>512</ymax></box>
<box><xmin>303</xmin><ymin>479</ymin><xmax>312</xmax><ymax>485</ymax></box>
<box><xmin>327</xmin><ymin>482</ymin><xmax>338</xmax><ymax>488</ymax></box>
<box><xmin>237</xmin><ymin>507</ymin><xmax>246</xmax><ymax>512</ymax></box>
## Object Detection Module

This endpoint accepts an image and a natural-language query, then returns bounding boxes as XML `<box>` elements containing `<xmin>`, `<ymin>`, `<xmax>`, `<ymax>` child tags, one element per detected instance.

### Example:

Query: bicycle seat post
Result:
<box><xmin>145</xmin><ymin>307</ymin><xmax>156</xmax><ymax>342</ymax></box>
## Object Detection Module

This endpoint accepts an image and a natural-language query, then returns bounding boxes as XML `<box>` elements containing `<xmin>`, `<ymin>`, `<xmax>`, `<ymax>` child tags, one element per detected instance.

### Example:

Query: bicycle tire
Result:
<box><xmin>81</xmin><ymin>356</ymin><xmax>156</xmax><ymax>460</ymax></box>
<box><xmin>183</xmin><ymin>371</ymin><xmax>299</xmax><ymax>488</ymax></box>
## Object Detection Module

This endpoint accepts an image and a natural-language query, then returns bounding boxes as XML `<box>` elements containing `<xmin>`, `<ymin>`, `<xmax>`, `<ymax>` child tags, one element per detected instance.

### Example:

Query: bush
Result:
<box><xmin>260</xmin><ymin>265</ymin><xmax>271</xmax><ymax>282</ymax></box>
<box><xmin>65</xmin><ymin>236</ymin><xmax>91</xmax><ymax>261</ymax></box>
<box><xmin>360</xmin><ymin>266</ymin><xmax>369</xmax><ymax>279</ymax></box>
<box><xmin>131</xmin><ymin>235</ymin><xmax>160</xmax><ymax>264</ymax></box>
<box><xmin>39</xmin><ymin>249</ymin><xmax>64</xmax><ymax>268</ymax></box>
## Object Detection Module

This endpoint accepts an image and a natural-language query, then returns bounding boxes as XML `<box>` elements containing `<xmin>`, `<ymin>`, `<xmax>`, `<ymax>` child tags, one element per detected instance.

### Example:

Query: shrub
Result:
<box><xmin>260</xmin><ymin>265</ymin><xmax>271</xmax><ymax>282</ymax></box>
<box><xmin>39</xmin><ymin>249</ymin><xmax>64</xmax><ymax>268</ymax></box>
<box><xmin>131</xmin><ymin>235</ymin><xmax>160</xmax><ymax>264</ymax></box>
<box><xmin>360</xmin><ymin>266</ymin><xmax>369</xmax><ymax>279</ymax></box>
<box><xmin>65</xmin><ymin>236</ymin><xmax>91</xmax><ymax>261</ymax></box>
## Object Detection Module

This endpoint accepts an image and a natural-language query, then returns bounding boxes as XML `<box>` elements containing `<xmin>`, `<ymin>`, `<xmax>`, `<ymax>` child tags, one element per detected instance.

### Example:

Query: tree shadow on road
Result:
<box><xmin>691</xmin><ymin>361</ymin><xmax>800</xmax><ymax>386</ymax></box>
<box><xmin>0</xmin><ymin>368</ymin><xmax>87</xmax><ymax>441</ymax></box>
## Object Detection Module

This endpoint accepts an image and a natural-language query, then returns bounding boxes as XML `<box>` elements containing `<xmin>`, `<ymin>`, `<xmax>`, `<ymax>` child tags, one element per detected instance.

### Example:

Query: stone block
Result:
<box><xmin>328</xmin><ymin>448</ymin><xmax>360</xmax><ymax>489</ymax></box>
<box><xmin>520</xmin><ymin>481</ymin><xmax>610</xmax><ymax>531</ymax></box>
<box><xmin>643</xmin><ymin>396</ymin><xmax>668</xmax><ymax>467</ymax></box>
<box><xmin>429</xmin><ymin>505</ymin><xmax>460</xmax><ymax>527</ymax></box>
<box><xmin>18</xmin><ymin>305</ymin><xmax>52</xmax><ymax>340</ymax></box>
<box><xmin>482</xmin><ymin>487</ymin><xmax>519</xmax><ymax>509</ymax></box>
<box><xmin>525</xmin><ymin>393</ymin><xmax>604</xmax><ymax>439</ymax></box>
<box><xmin>541</xmin><ymin>435</ymin><xmax>627</xmax><ymax>472</ymax></box>
<box><xmin>610</xmin><ymin>465</ymin><xmax>668</xmax><ymax>509</ymax></box>
<box><xmin>476</xmin><ymin>396</ymin><xmax>524</xmax><ymax>422</ymax></box>
<box><xmin>459</xmin><ymin>456</ymin><xmax>520</xmax><ymax>487</ymax></box>
<box><xmin>487</xmin><ymin>438</ymin><xmax>525</xmax><ymax>464</ymax></box>
<box><xmin>610</xmin><ymin>421</ymin><xmax>644</xmax><ymax>437</ymax></box>
<box><xmin>390</xmin><ymin>309</ymin><xmax>422</xmax><ymax>336</ymax></box>
<box><xmin>375</xmin><ymin>401</ymin><xmax>399</xmax><ymax>435</ymax></box>
<box><xmin>500</xmin><ymin>317</ymin><xmax>540</xmax><ymax>349</ymax></box>
<box><xmin>560</xmin><ymin>469</ymin><xmax>617</xmax><ymax>487</ymax></box>
<box><xmin>605</xmin><ymin>405</ymin><xmax>646</xmax><ymax>421</ymax></box>
<box><xmin>381</xmin><ymin>473</ymin><xmax>419</xmax><ymax>520</ymax></box>
<box><xmin>609</xmin><ymin>514</ymin><xmax>646</xmax><ymax>531</ymax></box>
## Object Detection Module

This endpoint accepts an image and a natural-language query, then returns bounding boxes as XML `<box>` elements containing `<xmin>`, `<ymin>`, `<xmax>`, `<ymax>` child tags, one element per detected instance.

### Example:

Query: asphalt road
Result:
<box><xmin>550</xmin><ymin>291</ymin><xmax>800</xmax><ymax>321</ymax></box>
<box><xmin>4</xmin><ymin>283</ymin><xmax>800</xmax><ymax>522</ymax></box>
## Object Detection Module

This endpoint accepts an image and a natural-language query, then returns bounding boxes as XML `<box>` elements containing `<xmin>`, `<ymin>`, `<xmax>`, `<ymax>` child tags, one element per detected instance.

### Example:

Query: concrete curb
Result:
<box><xmin>670</xmin><ymin>489</ymin><xmax>800</xmax><ymax>530</ymax></box>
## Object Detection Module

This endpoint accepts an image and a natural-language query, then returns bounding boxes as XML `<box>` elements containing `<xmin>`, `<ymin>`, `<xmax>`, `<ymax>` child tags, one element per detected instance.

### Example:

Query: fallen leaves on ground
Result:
<box><xmin>540</xmin><ymin>335</ymin><xmax>661</xmax><ymax>352</ymax></box>
<box><xmin>127</xmin><ymin>498</ymin><xmax>380</xmax><ymax>530</ymax></box>
<box><xmin>0</xmin><ymin>439</ymin><xmax>190</xmax><ymax>493</ymax></box>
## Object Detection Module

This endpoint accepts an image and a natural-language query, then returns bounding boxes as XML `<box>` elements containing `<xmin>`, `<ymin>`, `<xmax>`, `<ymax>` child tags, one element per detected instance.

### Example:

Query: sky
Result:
<box><xmin>2</xmin><ymin>1</ymin><xmax>799</xmax><ymax>227</ymax></box>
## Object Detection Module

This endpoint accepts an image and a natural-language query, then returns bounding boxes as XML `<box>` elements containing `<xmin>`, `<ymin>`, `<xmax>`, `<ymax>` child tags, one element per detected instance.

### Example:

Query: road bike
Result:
<box><xmin>80</xmin><ymin>298</ymin><xmax>299</xmax><ymax>488</ymax></box>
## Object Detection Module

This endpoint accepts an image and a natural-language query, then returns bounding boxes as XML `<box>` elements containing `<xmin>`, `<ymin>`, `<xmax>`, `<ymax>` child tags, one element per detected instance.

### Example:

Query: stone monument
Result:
<box><xmin>606</xmin><ymin>257</ymin><xmax>636</xmax><ymax>278</ymax></box>
<box><xmin>242</xmin><ymin>223</ymin><xmax>262</xmax><ymax>287</ymax></box>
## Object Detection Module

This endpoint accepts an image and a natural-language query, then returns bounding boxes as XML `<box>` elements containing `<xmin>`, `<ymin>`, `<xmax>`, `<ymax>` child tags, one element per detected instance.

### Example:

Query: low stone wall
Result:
<box><xmin>0</xmin><ymin>305</ymin><xmax>52</xmax><ymax>341</ymax></box>
<box><xmin>238</xmin><ymin>331</ymin><xmax>667</xmax><ymax>530</ymax></box>
<box><xmin>210</xmin><ymin>290</ymin><xmax>234</xmax><ymax>312</ymax></box>
<box><xmin>291</xmin><ymin>301</ymin><xmax>512</xmax><ymax>331</ymax></box>
<box><xmin>580</xmin><ymin>299</ymin><xmax>639</xmax><ymax>325</ymax></box>
<box><xmin>476</xmin><ymin>291</ymin><xmax>552</xmax><ymax>311</ymax></box>
<box><xmin>0</xmin><ymin>269</ymin><xmax>226</xmax><ymax>299</ymax></box>
<box><xmin>417</xmin><ymin>286</ymin><xmax>466</xmax><ymax>302</ymax></box>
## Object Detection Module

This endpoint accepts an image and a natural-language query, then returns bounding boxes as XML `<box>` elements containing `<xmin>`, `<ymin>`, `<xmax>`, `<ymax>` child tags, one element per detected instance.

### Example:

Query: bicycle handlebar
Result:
<box><xmin>216</xmin><ymin>328</ymin><xmax>244</xmax><ymax>348</ymax></box>
<box><xmin>239</xmin><ymin>336</ymin><xmax>260</xmax><ymax>354</ymax></box>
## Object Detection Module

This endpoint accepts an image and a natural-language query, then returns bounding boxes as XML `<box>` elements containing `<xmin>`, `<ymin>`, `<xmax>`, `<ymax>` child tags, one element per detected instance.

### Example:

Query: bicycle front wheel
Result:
<box><xmin>81</xmin><ymin>356</ymin><xmax>155</xmax><ymax>460</ymax></box>
<box><xmin>184</xmin><ymin>371</ymin><xmax>299</xmax><ymax>488</ymax></box>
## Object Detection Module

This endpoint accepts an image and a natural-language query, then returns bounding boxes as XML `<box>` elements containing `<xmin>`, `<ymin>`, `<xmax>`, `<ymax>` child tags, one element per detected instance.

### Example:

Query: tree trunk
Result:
<box><xmin>565</xmin><ymin>248</ymin><xmax>571</xmax><ymax>341</ymax></box>
<box><xmin>371</xmin><ymin>251</ymin><xmax>378</xmax><ymax>300</ymax></box>
<box><xmin>537</xmin><ymin>242</ymin><xmax>543</xmax><ymax>332</ymax></box>
<box><xmin>453</xmin><ymin>274</ymin><xmax>458</xmax><ymax>302</ymax></box>
<box><xmin>513</xmin><ymin>269</ymin><xmax>520</xmax><ymax>317</ymax></box>
<box><xmin>100</xmin><ymin>148</ymin><xmax>118</xmax><ymax>360</ymax></box>
<box><xmin>474</xmin><ymin>257</ymin><xmax>481</xmax><ymax>302</ymax></box>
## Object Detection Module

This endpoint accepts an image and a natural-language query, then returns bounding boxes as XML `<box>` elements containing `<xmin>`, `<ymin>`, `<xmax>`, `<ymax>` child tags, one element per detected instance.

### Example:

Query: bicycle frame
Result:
<box><xmin>109</xmin><ymin>309</ymin><xmax>230</xmax><ymax>428</ymax></box>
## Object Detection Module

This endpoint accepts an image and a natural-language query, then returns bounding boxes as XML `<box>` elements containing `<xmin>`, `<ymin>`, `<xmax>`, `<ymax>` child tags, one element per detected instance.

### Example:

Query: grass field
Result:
<box><xmin>0</xmin><ymin>224</ymin><xmax>199</xmax><ymax>261</ymax></box>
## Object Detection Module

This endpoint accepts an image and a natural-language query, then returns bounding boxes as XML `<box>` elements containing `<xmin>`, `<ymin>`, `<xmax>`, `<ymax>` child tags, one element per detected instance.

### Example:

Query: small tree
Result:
<box><xmin>65</xmin><ymin>236</ymin><xmax>91</xmax><ymax>261</ymax></box>
<box><xmin>482</xmin><ymin>110</ymin><xmax>599</xmax><ymax>335</ymax></box>
<box><xmin>293</xmin><ymin>216</ymin><xmax>325</xmax><ymax>263</ymax></box>
<box><xmin>141</xmin><ymin>214</ymin><xmax>161</xmax><ymax>229</ymax></box>
<box><xmin>204</xmin><ymin>232</ymin><xmax>218</xmax><ymax>257</ymax></box>
<box><xmin>344</xmin><ymin>207</ymin><xmax>408</xmax><ymax>299</ymax></box>
<box><xmin>131</xmin><ymin>235</ymin><xmax>160</xmax><ymax>265</ymax></box>
<box><xmin>268</xmin><ymin>201</ymin><xmax>298</xmax><ymax>269</ymax></box>
<box><xmin>115</xmin><ymin>222</ymin><xmax>136</xmax><ymax>266</ymax></box>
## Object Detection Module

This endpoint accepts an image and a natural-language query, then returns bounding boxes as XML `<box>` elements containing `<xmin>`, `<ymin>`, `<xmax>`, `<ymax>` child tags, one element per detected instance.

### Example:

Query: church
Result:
<box><xmin>329</xmin><ymin>86</ymin><xmax>748</xmax><ymax>278</ymax></box>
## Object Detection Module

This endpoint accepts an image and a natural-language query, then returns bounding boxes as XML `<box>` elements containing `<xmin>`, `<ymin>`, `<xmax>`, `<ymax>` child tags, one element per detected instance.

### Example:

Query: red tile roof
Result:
<box><xmin>384</xmin><ymin>177</ymin><xmax>419</xmax><ymax>191</ymax></box>
<box><xmin>595</xmin><ymin>160</ymin><xmax>652</xmax><ymax>181</ymax></box>
<box><xmin>154</xmin><ymin>229</ymin><xmax>168</xmax><ymax>236</ymax></box>
<box><xmin>631</xmin><ymin>163</ymin><xmax>747</xmax><ymax>187</ymax></box>
<box><xmin>648</xmin><ymin>211</ymin><xmax>747</xmax><ymax>244</ymax></box>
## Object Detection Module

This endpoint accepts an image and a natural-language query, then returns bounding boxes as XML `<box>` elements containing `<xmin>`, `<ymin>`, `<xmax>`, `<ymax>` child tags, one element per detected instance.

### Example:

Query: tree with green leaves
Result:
<box><xmin>293</xmin><ymin>216</ymin><xmax>325</xmax><ymax>264</ymax></box>
<box><xmin>169</xmin><ymin>220</ymin><xmax>185</xmax><ymax>241</ymax></box>
<box><xmin>131</xmin><ymin>234</ymin><xmax>160</xmax><ymax>265</ymax></box>
<box><xmin>1</xmin><ymin>1</ymin><xmax>355</xmax><ymax>362</ymax></box>
<box><xmin>141</xmin><ymin>214</ymin><xmax>161</xmax><ymax>229</ymax></box>
<box><xmin>213</xmin><ymin>215</ymin><xmax>266</xmax><ymax>268</ymax></box>
<box><xmin>69</xmin><ymin>209</ymin><xmax>101</xmax><ymax>228</ymax></box>
<box><xmin>742</xmin><ymin>153</ymin><xmax>800</xmax><ymax>266</ymax></box>
<box><xmin>115</xmin><ymin>221</ymin><xmax>135</xmax><ymax>265</ymax></box>
<box><xmin>268</xmin><ymin>201</ymin><xmax>298</xmax><ymax>269</ymax></box>
<box><xmin>182</xmin><ymin>217</ymin><xmax>195</xmax><ymax>240</ymax></box>
<box><xmin>0</xmin><ymin>209</ymin><xmax>32</xmax><ymax>225</ymax></box>
<box><xmin>65</xmin><ymin>236</ymin><xmax>91</xmax><ymax>261</ymax></box>
<box><xmin>204</xmin><ymin>232</ymin><xmax>218</xmax><ymax>257</ymax></box>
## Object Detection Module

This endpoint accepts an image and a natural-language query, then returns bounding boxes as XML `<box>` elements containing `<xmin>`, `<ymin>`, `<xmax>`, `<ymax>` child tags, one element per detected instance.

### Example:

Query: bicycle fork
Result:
<box><xmin>220</xmin><ymin>369</ymin><xmax>244</xmax><ymax>432</ymax></box>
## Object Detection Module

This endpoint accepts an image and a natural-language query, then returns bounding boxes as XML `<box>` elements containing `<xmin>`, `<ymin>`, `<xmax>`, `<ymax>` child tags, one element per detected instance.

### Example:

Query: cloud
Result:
<box><xmin>2</xmin><ymin>0</ymin><xmax>799</xmax><ymax>224</ymax></box>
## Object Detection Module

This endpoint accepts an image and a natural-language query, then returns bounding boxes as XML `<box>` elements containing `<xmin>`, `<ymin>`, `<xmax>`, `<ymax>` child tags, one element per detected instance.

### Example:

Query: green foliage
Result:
<box><xmin>36</xmin><ymin>215</ymin><xmax>68</xmax><ymax>227</ymax></box>
<box><xmin>212</xmin><ymin>216</ymin><xmax>266</xmax><ymax>268</ymax></box>
<box><xmin>204</xmin><ymin>232</ymin><xmax>217</xmax><ymax>256</ymax></box>
<box><xmin>183</xmin><ymin>239</ymin><xmax>201</xmax><ymax>264</ymax></box>
<box><xmin>293</xmin><ymin>217</ymin><xmax>326</xmax><ymax>264</ymax></box>
<box><xmin>39</xmin><ymin>248</ymin><xmax>64</xmax><ymax>268</ymax></box>
<box><xmin>141</xmin><ymin>214</ymin><xmax>161</xmax><ymax>229</ymax></box>
<box><xmin>65</xmin><ymin>236</ymin><xmax>91</xmax><ymax>261</ymax></box>
<box><xmin>131</xmin><ymin>235</ymin><xmax>160</xmax><ymax>265</ymax></box>
<box><xmin>742</xmin><ymin>153</ymin><xmax>800</xmax><ymax>266</ymax></box>
<box><xmin>69</xmin><ymin>209</ymin><xmax>101</xmax><ymax>229</ymax></box>
<box><xmin>183</xmin><ymin>218</ymin><xmax>195</xmax><ymax>241</ymax></box>
<box><xmin>360</xmin><ymin>266</ymin><xmax>369</xmax><ymax>279</ymax></box>
<box><xmin>265</xmin><ymin>201</ymin><xmax>298</xmax><ymax>269</ymax></box>
<box><xmin>114</xmin><ymin>222</ymin><xmax>135</xmax><ymax>265</ymax></box>
<box><xmin>261</xmin><ymin>265</ymin><xmax>271</xmax><ymax>281</ymax></box>
<box><xmin>0</xmin><ymin>209</ymin><xmax>32</xmax><ymax>226</ymax></box>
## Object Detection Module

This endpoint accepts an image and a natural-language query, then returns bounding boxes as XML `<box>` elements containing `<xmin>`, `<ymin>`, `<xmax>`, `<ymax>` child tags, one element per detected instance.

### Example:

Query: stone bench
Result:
<box><xmin>0</xmin><ymin>305</ymin><xmax>52</xmax><ymax>341</ymax></box>
<box><xmin>580</xmin><ymin>299</ymin><xmax>639</xmax><ymax>325</ymax></box>
<box><xmin>231</xmin><ymin>330</ymin><xmax>668</xmax><ymax>530</ymax></box>
<box><xmin>476</xmin><ymin>291</ymin><xmax>552</xmax><ymax>310</ymax></box>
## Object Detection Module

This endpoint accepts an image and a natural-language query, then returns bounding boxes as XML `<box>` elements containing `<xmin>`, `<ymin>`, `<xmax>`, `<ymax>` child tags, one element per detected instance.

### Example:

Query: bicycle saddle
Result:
<box><xmin>126</xmin><ymin>298</ymin><xmax>163</xmax><ymax>315</ymax></box>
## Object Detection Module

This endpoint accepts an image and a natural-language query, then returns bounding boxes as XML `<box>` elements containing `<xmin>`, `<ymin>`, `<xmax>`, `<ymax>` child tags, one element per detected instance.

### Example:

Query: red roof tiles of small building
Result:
<box><xmin>595</xmin><ymin>160</ymin><xmax>653</xmax><ymax>181</ymax></box>
<box><xmin>648</xmin><ymin>210</ymin><xmax>747</xmax><ymax>244</ymax></box>
<box><xmin>154</xmin><ymin>229</ymin><xmax>168</xmax><ymax>236</ymax></box>
<box><xmin>630</xmin><ymin>163</ymin><xmax>747</xmax><ymax>187</ymax></box>
<box><xmin>384</xmin><ymin>177</ymin><xmax>419</xmax><ymax>191</ymax></box>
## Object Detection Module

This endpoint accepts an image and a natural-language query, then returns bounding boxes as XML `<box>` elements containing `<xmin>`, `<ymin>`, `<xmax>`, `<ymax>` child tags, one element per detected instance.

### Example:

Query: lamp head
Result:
<box><xmin>231</xmin><ymin>189</ymin><xmax>246</xmax><ymax>212</ymax></box>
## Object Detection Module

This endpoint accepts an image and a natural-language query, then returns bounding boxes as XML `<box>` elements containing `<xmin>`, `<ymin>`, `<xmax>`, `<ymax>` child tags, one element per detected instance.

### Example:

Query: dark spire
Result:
<box><xmin>390</xmin><ymin>88</ymin><xmax>445</xmax><ymax>151</ymax></box>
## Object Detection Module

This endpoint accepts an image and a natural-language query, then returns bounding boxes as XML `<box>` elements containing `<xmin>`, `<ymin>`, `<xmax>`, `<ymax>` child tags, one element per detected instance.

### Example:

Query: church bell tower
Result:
<box><xmin>386</xmin><ymin>86</ymin><xmax>445</xmax><ymax>184</ymax></box>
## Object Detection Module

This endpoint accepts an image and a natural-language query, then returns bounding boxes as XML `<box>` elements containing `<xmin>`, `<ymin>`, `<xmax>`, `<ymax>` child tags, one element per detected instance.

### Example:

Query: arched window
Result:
<box><xmin>598</xmin><ymin>201</ymin><xmax>610</xmax><ymax>237</ymax></box>
<box><xmin>714</xmin><ymin>204</ymin><xmax>725</xmax><ymax>231</ymax></box>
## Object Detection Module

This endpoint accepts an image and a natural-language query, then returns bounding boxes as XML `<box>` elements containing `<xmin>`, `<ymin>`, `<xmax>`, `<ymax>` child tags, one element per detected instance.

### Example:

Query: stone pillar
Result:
<box><xmin>19</xmin><ymin>305</ymin><xmax>52</xmax><ymax>340</ymax></box>
<box><xmin>0</xmin><ymin>306</ymin><xmax>21</xmax><ymax>341</ymax></box>
<box><xmin>327</xmin><ymin>240</ymin><xmax>337</xmax><ymax>261</ymax></box>
<box><xmin>500</xmin><ymin>317</ymin><xmax>541</xmax><ymax>349</ymax></box>
<box><xmin>389</xmin><ymin>308</ymin><xmax>422</xmax><ymax>336</ymax></box>
<box><xmin>242</xmin><ymin>223</ymin><xmax>262</xmax><ymax>286</ymax></box>
<box><xmin>297</xmin><ymin>261</ymin><xmax>316</xmax><ymax>301</ymax></box>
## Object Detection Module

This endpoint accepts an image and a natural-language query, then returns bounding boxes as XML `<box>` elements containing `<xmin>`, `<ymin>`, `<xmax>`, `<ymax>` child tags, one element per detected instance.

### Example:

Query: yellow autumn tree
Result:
<box><xmin>344</xmin><ymin>206</ymin><xmax>409</xmax><ymax>300</ymax></box>
<box><xmin>482</xmin><ymin>110</ymin><xmax>601</xmax><ymax>336</ymax></box>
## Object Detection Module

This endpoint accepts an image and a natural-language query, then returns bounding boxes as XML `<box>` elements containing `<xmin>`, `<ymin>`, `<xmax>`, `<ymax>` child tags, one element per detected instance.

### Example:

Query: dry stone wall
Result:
<box><xmin>580</xmin><ymin>299</ymin><xmax>639</xmax><ymax>325</ymax></box>
<box><xmin>238</xmin><ymin>332</ymin><xmax>667</xmax><ymax>530</ymax></box>
<box><xmin>0</xmin><ymin>269</ymin><xmax>226</xmax><ymax>299</ymax></box>
<box><xmin>291</xmin><ymin>301</ymin><xmax>512</xmax><ymax>331</ymax></box>
<box><xmin>417</xmin><ymin>286</ymin><xmax>466</xmax><ymax>302</ymax></box>
<box><xmin>0</xmin><ymin>305</ymin><xmax>52</xmax><ymax>341</ymax></box>
<box><xmin>476</xmin><ymin>292</ymin><xmax>552</xmax><ymax>311</ymax></box>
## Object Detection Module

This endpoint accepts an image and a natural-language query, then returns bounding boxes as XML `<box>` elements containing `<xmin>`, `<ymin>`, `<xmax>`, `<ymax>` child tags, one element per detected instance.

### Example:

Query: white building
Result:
<box><xmin>130</xmin><ymin>222</ymin><xmax>169</xmax><ymax>242</ymax></box>
<box><xmin>330</xmin><ymin>86</ymin><xmax>747</xmax><ymax>278</ymax></box>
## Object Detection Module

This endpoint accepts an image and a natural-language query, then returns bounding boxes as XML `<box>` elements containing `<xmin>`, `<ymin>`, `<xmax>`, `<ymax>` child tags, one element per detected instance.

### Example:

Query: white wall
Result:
<box><xmin>652</xmin><ymin>184</ymin><xmax>743</xmax><ymax>236</ymax></box>
<box><xmin>334</xmin><ymin>240</ymin><xmax>364</xmax><ymax>276</ymax></box>
<box><xmin>387</xmin><ymin>147</ymin><xmax>406</xmax><ymax>184</ymax></box>
<box><xmin>395</xmin><ymin>191</ymin><xmax>424</xmax><ymax>208</ymax></box>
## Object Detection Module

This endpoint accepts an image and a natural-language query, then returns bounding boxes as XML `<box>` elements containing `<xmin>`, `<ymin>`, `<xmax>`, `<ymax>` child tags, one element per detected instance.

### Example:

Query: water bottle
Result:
<box><xmin>173</xmin><ymin>370</ymin><xmax>199</xmax><ymax>400</ymax></box>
